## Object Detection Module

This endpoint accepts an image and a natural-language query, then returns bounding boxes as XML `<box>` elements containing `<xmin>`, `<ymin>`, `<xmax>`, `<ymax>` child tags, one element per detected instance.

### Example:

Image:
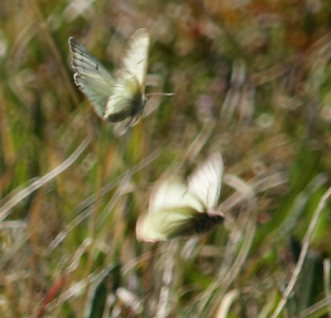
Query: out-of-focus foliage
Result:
<box><xmin>1</xmin><ymin>0</ymin><xmax>331</xmax><ymax>317</ymax></box>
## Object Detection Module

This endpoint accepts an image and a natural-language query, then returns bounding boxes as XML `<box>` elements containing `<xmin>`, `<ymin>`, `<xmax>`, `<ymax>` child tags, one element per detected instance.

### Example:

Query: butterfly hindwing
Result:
<box><xmin>136</xmin><ymin>206</ymin><xmax>199</xmax><ymax>242</ymax></box>
<box><xmin>69</xmin><ymin>37</ymin><xmax>114</xmax><ymax>118</ymax></box>
<box><xmin>136</xmin><ymin>206</ymin><xmax>224</xmax><ymax>242</ymax></box>
<box><xmin>103</xmin><ymin>71</ymin><xmax>143</xmax><ymax>122</ymax></box>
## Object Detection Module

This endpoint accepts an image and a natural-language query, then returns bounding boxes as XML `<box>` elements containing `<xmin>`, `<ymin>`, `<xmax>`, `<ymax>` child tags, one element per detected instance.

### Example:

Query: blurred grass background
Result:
<box><xmin>1</xmin><ymin>0</ymin><xmax>331</xmax><ymax>317</ymax></box>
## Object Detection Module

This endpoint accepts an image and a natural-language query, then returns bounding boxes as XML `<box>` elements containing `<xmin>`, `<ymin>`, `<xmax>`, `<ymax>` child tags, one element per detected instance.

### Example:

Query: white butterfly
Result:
<box><xmin>136</xmin><ymin>153</ymin><xmax>224</xmax><ymax>242</ymax></box>
<box><xmin>69</xmin><ymin>28</ymin><xmax>150</xmax><ymax>128</ymax></box>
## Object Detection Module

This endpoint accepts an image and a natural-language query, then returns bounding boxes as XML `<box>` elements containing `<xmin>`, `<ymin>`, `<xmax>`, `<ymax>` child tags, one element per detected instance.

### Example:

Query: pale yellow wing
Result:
<box><xmin>136</xmin><ymin>207</ymin><xmax>198</xmax><ymax>242</ymax></box>
<box><xmin>103</xmin><ymin>71</ymin><xmax>143</xmax><ymax>122</ymax></box>
<box><xmin>136</xmin><ymin>206</ymin><xmax>224</xmax><ymax>242</ymax></box>
<box><xmin>121</xmin><ymin>28</ymin><xmax>150</xmax><ymax>87</ymax></box>
<box><xmin>103</xmin><ymin>29</ymin><xmax>150</xmax><ymax>122</ymax></box>
<box><xmin>188</xmin><ymin>153</ymin><xmax>224</xmax><ymax>210</ymax></box>
<box><xmin>148</xmin><ymin>177</ymin><xmax>204</xmax><ymax>213</ymax></box>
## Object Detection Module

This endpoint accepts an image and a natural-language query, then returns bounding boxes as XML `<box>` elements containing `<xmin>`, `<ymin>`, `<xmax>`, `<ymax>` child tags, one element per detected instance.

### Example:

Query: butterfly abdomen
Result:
<box><xmin>167</xmin><ymin>211</ymin><xmax>224</xmax><ymax>239</ymax></box>
<box><xmin>191</xmin><ymin>212</ymin><xmax>224</xmax><ymax>234</ymax></box>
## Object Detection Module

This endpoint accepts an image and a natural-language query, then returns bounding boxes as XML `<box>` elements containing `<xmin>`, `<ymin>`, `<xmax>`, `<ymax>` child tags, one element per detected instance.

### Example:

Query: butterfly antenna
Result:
<box><xmin>145</xmin><ymin>92</ymin><xmax>175</xmax><ymax>97</ymax></box>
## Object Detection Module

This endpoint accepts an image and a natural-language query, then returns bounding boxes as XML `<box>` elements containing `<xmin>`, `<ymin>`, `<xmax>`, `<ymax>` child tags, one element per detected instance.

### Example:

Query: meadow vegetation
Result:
<box><xmin>1</xmin><ymin>1</ymin><xmax>331</xmax><ymax>317</ymax></box>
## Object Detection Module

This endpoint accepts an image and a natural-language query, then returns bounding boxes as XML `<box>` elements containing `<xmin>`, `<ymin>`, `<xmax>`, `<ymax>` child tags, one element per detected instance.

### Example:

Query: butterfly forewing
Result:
<box><xmin>148</xmin><ymin>178</ymin><xmax>205</xmax><ymax>213</ymax></box>
<box><xmin>69</xmin><ymin>37</ymin><xmax>114</xmax><ymax>117</ymax></box>
<box><xmin>188</xmin><ymin>153</ymin><xmax>224</xmax><ymax>210</ymax></box>
<box><xmin>121</xmin><ymin>28</ymin><xmax>150</xmax><ymax>87</ymax></box>
<box><xmin>103</xmin><ymin>29</ymin><xmax>150</xmax><ymax>123</ymax></box>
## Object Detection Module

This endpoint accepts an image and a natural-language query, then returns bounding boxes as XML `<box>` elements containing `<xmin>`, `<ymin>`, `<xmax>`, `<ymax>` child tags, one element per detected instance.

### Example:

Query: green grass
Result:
<box><xmin>1</xmin><ymin>1</ymin><xmax>331</xmax><ymax>317</ymax></box>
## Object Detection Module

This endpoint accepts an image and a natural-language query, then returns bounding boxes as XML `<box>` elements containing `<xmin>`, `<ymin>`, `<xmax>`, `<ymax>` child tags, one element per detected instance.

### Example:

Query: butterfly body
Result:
<box><xmin>69</xmin><ymin>29</ymin><xmax>150</xmax><ymax>129</ymax></box>
<box><xmin>103</xmin><ymin>71</ymin><xmax>146</xmax><ymax>123</ymax></box>
<box><xmin>157</xmin><ymin>208</ymin><xmax>223</xmax><ymax>240</ymax></box>
<box><xmin>188</xmin><ymin>211</ymin><xmax>224</xmax><ymax>235</ymax></box>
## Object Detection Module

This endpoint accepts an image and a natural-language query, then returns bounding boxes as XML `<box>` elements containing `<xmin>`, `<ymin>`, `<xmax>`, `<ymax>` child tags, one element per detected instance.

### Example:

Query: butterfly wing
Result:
<box><xmin>121</xmin><ymin>28</ymin><xmax>150</xmax><ymax>88</ymax></box>
<box><xmin>149</xmin><ymin>177</ymin><xmax>204</xmax><ymax>213</ymax></box>
<box><xmin>136</xmin><ymin>206</ymin><xmax>224</xmax><ymax>242</ymax></box>
<box><xmin>136</xmin><ymin>178</ymin><xmax>206</xmax><ymax>242</ymax></box>
<box><xmin>69</xmin><ymin>37</ymin><xmax>114</xmax><ymax>118</ymax></box>
<box><xmin>188</xmin><ymin>153</ymin><xmax>224</xmax><ymax>210</ymax></box>
<box><xmin>103</xmin><ymin>70</ymin><xmax>144</xmax><ymax>122</ymax></box>
<box><xmin>136</xmin><ymin>206</ymin><xmax>200</xmax><ymax>242</ymax></box>
<box><xmin>103</xmin><ymin>29</ymin><xmax>150</xmax><ymax>123</ymax></box>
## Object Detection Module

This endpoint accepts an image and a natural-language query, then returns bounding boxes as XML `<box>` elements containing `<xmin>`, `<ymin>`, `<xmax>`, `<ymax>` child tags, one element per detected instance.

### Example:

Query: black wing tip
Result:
<box><xmin>68</xmin><ymin>36</ymin><xmax>77</xmax><ymax>45</ymax></box>
<box><xmin>68</xmin><ymin>36</ymin><xmax>83</xmax><ymax>53</ymax></box>
<box><xmin>68</xmin><ymin>36</ymin><xmax>75</xmax><ymax>48</ymax></box>
<box><xmin>68</xmin><ymin>37</ymin><xmax>86</xmax><ymax>70</ymax></box>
